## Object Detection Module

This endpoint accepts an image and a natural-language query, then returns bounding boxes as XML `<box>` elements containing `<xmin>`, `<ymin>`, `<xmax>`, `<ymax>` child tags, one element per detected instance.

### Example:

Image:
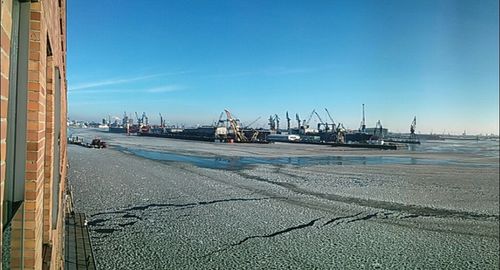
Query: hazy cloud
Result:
<box><xmin>70</xmin><ymin>74</ymin><xmax>162</xmax><ymax>91</ymax></box>
<box><xmin>68</xmin><ymin>84</ymin><xmax>186</xmax><ymax>95</ymax></box>
<box><xmin>69</xmin><ymin>71</ymin><xmax>191</xmax><ymax>91</ymax></box>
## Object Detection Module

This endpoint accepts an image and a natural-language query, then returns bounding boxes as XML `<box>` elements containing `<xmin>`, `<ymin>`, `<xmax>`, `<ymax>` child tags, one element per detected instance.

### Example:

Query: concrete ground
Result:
<box><xmin>68</xmin><ymin>129</ymin><xmax>499</xmax><ymax>269</ymax></box>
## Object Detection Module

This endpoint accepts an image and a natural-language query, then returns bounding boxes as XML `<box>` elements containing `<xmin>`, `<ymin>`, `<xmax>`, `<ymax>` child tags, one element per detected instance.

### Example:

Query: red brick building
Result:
<box><xmin>1</xmin><ymin>0</ymin><xmax>67</xmax><ymax>269</ymax></box>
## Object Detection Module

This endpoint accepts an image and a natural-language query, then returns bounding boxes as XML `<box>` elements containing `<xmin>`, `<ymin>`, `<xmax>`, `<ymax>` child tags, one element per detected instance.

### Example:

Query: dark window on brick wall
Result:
<box><xmin>2</xmin><ymin>0</ymin><xmax>30</xmax><ymax>267</ymax></box>
<box><xmin>3</xmin><ymin>0</ymin><xmax>30</xmax><ymax>228</ymax></box>
<box><xmin>52</xmin><ymin>67</ymin><xmax>61</xmax><ymax>228</ymax></box>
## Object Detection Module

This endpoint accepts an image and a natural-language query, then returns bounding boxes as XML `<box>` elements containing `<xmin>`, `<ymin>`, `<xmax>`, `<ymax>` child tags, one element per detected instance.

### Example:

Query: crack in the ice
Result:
<box><xmin>345</xmin><ymin>212</ymin><xmax>379</xmax><ymax>224</ymax></box>
<box><xmin>90</xmin><ymin>197</ymin><xmax>274</xmax><ymax>217</ymax></box>
<box><xmin>202</xmin><ymin>210</ymin><xmax>431</xmax><ymax>259</ymax></box>
<box><xmin>87</xmin><ymin>197</ymin><xmax>276</xmax><ymax>235</ymax></box>
<box><xmin>232</xmin><ymin>217</ymin><xmax>323</xmax><ymax>246</ymax></box>
<box><xmin>322</xmin><ymin>212</ymin><xmax>363</xmax><ymax>227</ymax></box>
<box><xmin>201</xmin><ymin>217</ymin><xmax>323</xmax><ymax>258</ymax></box>
<box><xmin>322</xmin><ymin>211</ymin><xmax>434</xmax><ymax>229</ymax></box>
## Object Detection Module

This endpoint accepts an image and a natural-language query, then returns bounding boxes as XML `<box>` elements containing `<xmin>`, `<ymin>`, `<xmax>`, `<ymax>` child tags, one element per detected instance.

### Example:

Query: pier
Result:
<box><xmin>65</xmin><ymin>213</ymin><xmax>96</xmax><ymax>270</ymax></box>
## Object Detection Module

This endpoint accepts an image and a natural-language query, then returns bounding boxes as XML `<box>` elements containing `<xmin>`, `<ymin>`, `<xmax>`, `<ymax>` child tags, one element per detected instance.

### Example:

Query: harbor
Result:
<box><xmin>62</xmin><ymin>1</ymin><xmax>499</xmax><ymax>268</ymax></box>
<box><xmin>68</xmin><ymin>104</ymin><xmax>500</xmax><ymax>156</ymax></box>
<box><xmin>71</xmin><ymin>105</ymin><xmax>434</xmax><ymax>150</ymax></box>
<box><xmin>0</xmin><ymin>0</ymin><xmax>496</xmax><ymax>268</ymax></box>
<box><xmin>65</xmin><ymin>111</ymin><xmax>500</xmax><ymax>269</ymax></box>
<box><xmin>67</xmin><ymin>128</ymin><xmax>499</xmax><ymax>269</ymax></box>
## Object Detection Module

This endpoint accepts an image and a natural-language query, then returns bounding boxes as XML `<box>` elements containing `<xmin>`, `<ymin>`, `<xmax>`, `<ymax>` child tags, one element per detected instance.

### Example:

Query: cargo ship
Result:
<box><xmin>108</xmin><ymin>126</ymin><xmax>127</xmax><ymax>133</ymax></box>
<box><xmin>139</xmin><ymin>126</ymin><xmax>217</xmax><ymax>142</ymax></box>
<box><xmin>345</xmin><ymin>132</ymin><xmax>373</xmax><ymax>143</ymax></box>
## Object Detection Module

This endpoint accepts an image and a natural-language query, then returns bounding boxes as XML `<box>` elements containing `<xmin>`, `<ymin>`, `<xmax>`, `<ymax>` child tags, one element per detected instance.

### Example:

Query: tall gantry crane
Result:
<box><xmin>216</xmin><ymin>112</ymin><xmax>225</xmax><ymax>127</ymax></box>
<box><xmin>313</xmin><ymin>110</ymin><xmax>328</xmax><ymax>132</ymax></box>
<box><xmin>374</xmin><ymin>120</ymin><xmax>383</xmax><ymax>138</ymax></box>
<box><xmin>120</xmin><ymin>112</ymin><xmax>127</xmax><ymax>126</ymax></box>
<box><xmin>159</xmin><ymin>113</ymin><xmax>165</xmax><ymax>127</ymax></box>
<box><xmin>275</xmin><ymin>114</ymin><xmax>280</xmax><ymax>132</ymax></box>
<box><xmin>295</xmin><ymin>113</ymin><xmax>301</xmax><ymax>129</ymax></box>
<box><xmin>360</xmin><ymin>104</ymin><xmax>366</xmax><ymax>133</ymax></box>
<box><xmin>305</xmin><ymin>109</ymin><xmax>316</xmax><ymax>128</ymax></box>
<box><xmin>286</xmin><ymin>112</ymin><xmax>291</xmax><ymax>132</ymax></box>
<box><xmin>268</xmin><ymin>115</ymin><xmax>275</xmax><ymax>130</ymax></box>
<box><xmin>336</xmin><ymin>123</ymin><xmax>346</xmax><ymax>143</ymax></box>
<box><xmin>324</xmin><ymin>108</ymin><xmax>336</xmax><ymax>132</ymax></box>
<box><xmin>225</xmin><ymin>109</ymin><xmax>248</xmax><ymax>142</ymax></box>
<box><xmin>135</xmin><ymin>112</ymin><xmax>141</xmax><ymax>125</ymax></box>
<box><xmin>141</xmin><ymin>112</ymin><xmax>149</xmax><ymax>125</ymax></box>
<box><xmin>410</xmin><ymin>116</ymin><xmax>417</xmax><ymax>139</ymax></box>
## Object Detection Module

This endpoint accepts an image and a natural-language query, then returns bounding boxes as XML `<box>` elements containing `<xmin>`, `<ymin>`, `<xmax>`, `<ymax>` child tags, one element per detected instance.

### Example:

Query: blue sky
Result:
<box><xmin>67</xmin><ymin>0</ymin><xmax>499</xmax><ymax>134</ymax></box>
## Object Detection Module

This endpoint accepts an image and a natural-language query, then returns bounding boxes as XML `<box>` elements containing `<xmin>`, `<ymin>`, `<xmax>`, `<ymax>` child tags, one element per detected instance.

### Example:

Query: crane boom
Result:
<box><xmin>324</xmin><ymin>108</ymin><xmax>335</xmax><ymax>126</ymax></box>
<box><xmin>215</xmin><ymin>112</ymin><xmax>225</xmax><ymax>127</ymax></box>
<box><xmin>313</xmin><ymin>110</ymin><xmax>325</xmax><ymax>124</ymax></box>
<box><xmin>243</xmin><ymin>116</ymin><xmax>261</xmax><ymax>129</ymax></box>
<box><xmin>224</xmin><ymin>109</ymin><xmax>248</xmax><ymax>142</ymax></box>
<box><xmin>306</xmin><ymin>109</ymin><xmax>316</xmax><ymax>125</ymax></box>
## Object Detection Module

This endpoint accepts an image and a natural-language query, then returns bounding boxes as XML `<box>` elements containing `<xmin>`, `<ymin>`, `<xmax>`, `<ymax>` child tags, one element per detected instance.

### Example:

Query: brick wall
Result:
<box><xmin>0</xmin><ymin>0</ymin><xmax>67</xmax><ymax>269</ymax></box>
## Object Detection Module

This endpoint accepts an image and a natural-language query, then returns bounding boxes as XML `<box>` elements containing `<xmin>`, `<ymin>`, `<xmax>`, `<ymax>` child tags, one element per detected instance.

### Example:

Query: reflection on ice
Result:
<box><xmin>118</xmin><ymin>146</ymin><xmax>493</xmax><ymax>170</ymax></box>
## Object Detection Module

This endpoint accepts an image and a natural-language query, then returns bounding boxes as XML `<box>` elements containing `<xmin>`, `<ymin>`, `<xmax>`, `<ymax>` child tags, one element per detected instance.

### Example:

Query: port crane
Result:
<box><xmin>295</xmin><ymin>113</ymin><xmax>301</xmax><ymax>129</ymax></box>
<box><xmin>135</xmin><ymin>112</ymin><xmax>141</xmax><ymax>125</ymax></box>
<box><xmin>324</xmin><ymin>108</ymin><xmax>336</xmax><ymax>132</ymax></box>
<box><xmin>336</xmin><ymin>123</ymin><xmax>346</xmax><ymax>143</ymax></box>
<box><xmin>360</xmin><ymin>104</ymin><xmax>366</xmax><ymax>133</ymax></box>
<box><xmin>305</xmin><ymin>109</ymin><xmax>316</xmax><ymax>128</ymax></box>
<box><xmin>142</xmin><ymin>112</ymin><xmax>149</xmax><ymax>125</ymax></box>
<box><xmin>215</xmin><ymin>111</ymin><xmax>225</xmax><ymax>127</ymax></box>
<box><xmin>237</xmin><ymin>114</ymin><xmax>262</xmax><ymax>142</ymax></box>
<box><xmin>133</xmin><ymin>112</ymin><xmax>149</xmax><ymax>126</ymax></box>
<box><xmin>268</xmin><ymin>115</ymin><xmax>276</xmax><ymax>130</ymax></box>
<box><xmin>120</xmin><ymin>112</ymin><xmax>128</xmax><ymax>126</ymax></box>
<box><xmin>159</xmin><ymin>113</ymin><xmax>165</xmax><ymax>127</ymax></box>
<box><xmin>275</xmin><ymin>114</ymin><xmax>280</xmax><ymax>132</ymax></box>
<box><xmin>374</xmin><ymin>120</ymin><xmax>384</xmax><ymax>138</ymax></box>
<box><xmin>286</xmin><ymin>112</ymin><xmax>291</xmax><ymax>132</ymax></box>
<box><xmin>224</xmin><ymin>109</ymin><xmax>248</xmax><ymax>142</ymax></box>
<box><xmin>410</xmin><ymin>116</ymin><xmax>417</xmax><ymax>140</ymax></box>
<box><xmin>313</xmin><ymin>110</ymin><xmax>329</xmax><ymax>132</ymax></box>
<box><xmin>243</xmin><ymin>116</ymin><xmax>261</xmax><ymax>129</ymax></box>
